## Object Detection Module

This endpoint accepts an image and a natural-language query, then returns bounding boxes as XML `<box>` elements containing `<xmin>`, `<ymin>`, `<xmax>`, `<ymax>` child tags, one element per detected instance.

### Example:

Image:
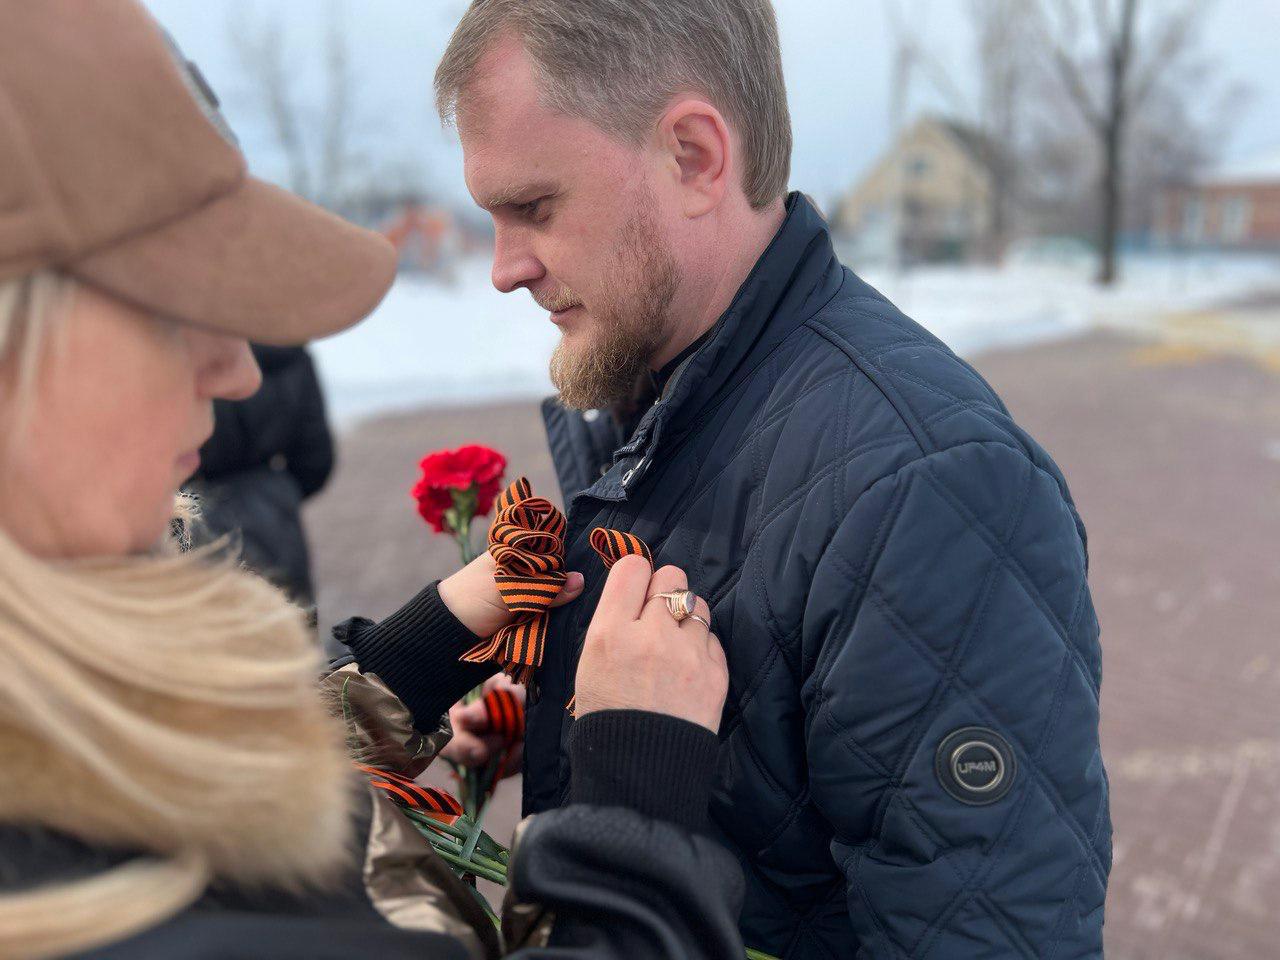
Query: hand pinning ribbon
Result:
<box><xmin>565</xmin><ymin>526</ymin><xmax>656</xmax><ymax>717</ymax></box>
<box><xmin>461</xmin><ymin>477</ymin><xmax>657</xmax><ymax>703</ymax></box>
<box><xmin>460</xmin><ymin>477</ymin><xmax>568</xmax><ymax>685</ymax></box>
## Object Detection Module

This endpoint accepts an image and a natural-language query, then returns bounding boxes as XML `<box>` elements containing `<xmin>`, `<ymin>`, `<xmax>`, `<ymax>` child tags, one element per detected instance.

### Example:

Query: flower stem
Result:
<box><xmin>404</xmin><ymin>811</ymin><xmax>509</xmax><ymax>867</ymax></box>
<box><xmin>415</xmin><ymin>830</ymin><xmax>509</xmax><ymax>877</ymax></box>
<box><xmin>449</xmin><ymin>518</ymin><xmax>476</xmax><ymax>564</ymax></box>
<box><xmin>430</xmin><ymin>845</ymin><xmax>507</xmax><ymax>885</ymax></box>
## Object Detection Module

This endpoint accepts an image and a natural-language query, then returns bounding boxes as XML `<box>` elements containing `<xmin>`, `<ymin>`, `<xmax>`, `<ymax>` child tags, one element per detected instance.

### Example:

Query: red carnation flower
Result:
<box><xmin>412</xmin><ymin>444</ymin><xmax>507</xmax><ymax>535</ymax></box>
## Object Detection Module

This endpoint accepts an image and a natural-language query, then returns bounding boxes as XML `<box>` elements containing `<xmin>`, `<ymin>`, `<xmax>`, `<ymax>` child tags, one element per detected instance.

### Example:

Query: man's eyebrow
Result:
<box><xmin>476</xmin><ymin>182</ymin><xmax>558</xmax><ymax>211</ymax></box>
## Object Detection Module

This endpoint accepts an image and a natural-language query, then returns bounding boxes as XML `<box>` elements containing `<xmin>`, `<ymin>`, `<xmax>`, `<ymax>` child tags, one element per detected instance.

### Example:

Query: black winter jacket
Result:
<box><xmin>528</xmin><ymin>194</ymin><xmax>1111</xmax><ymax>958</ymax></box>
<box><xmin>188</xmin><ymin>345</ymin><xmax>333</xmax><ymax>606</ymax></box>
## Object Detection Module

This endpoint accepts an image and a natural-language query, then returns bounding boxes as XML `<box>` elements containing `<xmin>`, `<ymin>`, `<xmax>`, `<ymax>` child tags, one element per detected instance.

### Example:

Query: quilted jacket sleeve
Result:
<box><xmin>801</xmin><ymin>440</ymin><xmax>1110</xmax><ymax>958</ymax></box>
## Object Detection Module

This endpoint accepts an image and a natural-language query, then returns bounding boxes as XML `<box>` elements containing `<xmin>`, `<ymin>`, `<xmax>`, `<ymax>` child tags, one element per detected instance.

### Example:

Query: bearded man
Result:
<box><xmin>434</xmin><ymin>1</ymin><xmax>1111</xmax><ymax>956</ymax></box>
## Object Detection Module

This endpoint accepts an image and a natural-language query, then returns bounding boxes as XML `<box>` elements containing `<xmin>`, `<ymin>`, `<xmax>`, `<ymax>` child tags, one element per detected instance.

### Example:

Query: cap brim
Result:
<box><xmin>69</xmin><ymin>177</ymin><xmax>397</xmax><ymax>345</ymax></box>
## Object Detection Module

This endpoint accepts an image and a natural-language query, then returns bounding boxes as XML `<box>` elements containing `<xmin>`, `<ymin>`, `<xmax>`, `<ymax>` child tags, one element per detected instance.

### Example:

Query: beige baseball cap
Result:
<box><xmin>0</xmin><ymin>0</ymin><xmax>397</xmax><ymax>345</ymax></box>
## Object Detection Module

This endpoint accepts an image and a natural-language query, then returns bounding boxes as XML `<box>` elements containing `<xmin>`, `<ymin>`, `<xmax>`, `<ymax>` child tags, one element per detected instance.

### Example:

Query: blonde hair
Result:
<box><xmin>0</xmin><ymin>272</ymin><xmax>72</xmax><ymax>440</ymax></box>
<box><xmin>435</xmin><ymin>0</ymin><xmax>792</xmax><ymax>210</ymax></box>
<box><xmin>0</xmin><ymin>274</ymin><xmax>353</xmax><ymax>959</ymax></box>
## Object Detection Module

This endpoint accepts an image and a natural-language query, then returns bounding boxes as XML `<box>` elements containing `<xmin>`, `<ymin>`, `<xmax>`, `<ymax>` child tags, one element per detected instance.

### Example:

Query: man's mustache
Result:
<box><xmin>531</xmin><ymin>287</ymin><xmax>583</xmax><ymax>313</ymax></box>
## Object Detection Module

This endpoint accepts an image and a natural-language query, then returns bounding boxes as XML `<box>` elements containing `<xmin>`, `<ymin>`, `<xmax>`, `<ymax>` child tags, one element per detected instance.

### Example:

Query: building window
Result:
<box><xmin>905</xmin><ymin>155</ymin><xmax>930</xmax><ymax>178</ymax></box>
<box><xmin>946</xmin><ymin>205</ymin><xmax>972</xmax><ymax>235</ymax></box>
<box><xmin>1182</xmin><ymin>197</ymin><xmax>1205</xmax><ymax>243</ymax></box>
<box><xmin>1221</xmin><ymin>195</ymin><xmax>1252</xmax><ymax>243</ymax></box>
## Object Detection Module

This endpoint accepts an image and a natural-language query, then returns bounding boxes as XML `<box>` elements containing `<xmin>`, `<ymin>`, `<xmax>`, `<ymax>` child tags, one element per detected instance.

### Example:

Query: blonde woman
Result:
<box><xmin>0</xmin><ymin>3</ymin><xmax>738</xmax><ymax>958</ymax></box>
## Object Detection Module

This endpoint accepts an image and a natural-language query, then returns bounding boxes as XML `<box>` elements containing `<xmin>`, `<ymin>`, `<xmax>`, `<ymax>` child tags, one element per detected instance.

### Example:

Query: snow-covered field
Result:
<box><xmin>311</xmin><ymin>260</ymin><xmax>555</xmax><ymax>427</ymax></box>
<box><xmin>312</xmin><ymin>252</ymin><xmax>1280</xmax><ymax>428</ymax></box>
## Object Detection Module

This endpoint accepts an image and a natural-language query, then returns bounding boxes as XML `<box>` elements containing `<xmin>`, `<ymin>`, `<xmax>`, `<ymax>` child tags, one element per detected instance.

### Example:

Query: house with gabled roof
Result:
<box><xmin>832</xmin><ymin>115</ymin><xmax>1003</xmax><ymax>264</ymax></box>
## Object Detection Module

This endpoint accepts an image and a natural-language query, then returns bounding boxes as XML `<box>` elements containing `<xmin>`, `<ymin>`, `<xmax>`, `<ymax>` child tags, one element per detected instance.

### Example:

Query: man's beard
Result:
<box><xmin>547</xmin><ymin>206</ymin><xmax>680</xmax><ymax>411</ymax></box>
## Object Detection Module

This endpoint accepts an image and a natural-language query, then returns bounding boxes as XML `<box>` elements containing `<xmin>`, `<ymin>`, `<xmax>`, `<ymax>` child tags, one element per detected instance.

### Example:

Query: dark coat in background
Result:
<box><xmin>530</xmin><ymin>194</ymin><xmax>1111</xmax><ymax>958</ymax></box>
<box><xmin>189</xmin><ymin>344</ymin><xmax>333</xmax><ymax>608</ymax></box>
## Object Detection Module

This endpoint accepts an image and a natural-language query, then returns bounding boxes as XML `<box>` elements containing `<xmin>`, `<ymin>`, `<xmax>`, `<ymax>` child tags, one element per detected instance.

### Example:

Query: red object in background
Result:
<box><xmin>412</xmin><ymin>444</ymin><xmax>507</xmax><ymax>533</ymax></box>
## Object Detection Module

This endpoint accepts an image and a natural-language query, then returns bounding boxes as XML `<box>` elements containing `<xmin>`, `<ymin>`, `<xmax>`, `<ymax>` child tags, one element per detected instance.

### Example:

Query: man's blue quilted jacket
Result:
<box><xmin>529</xmin><ymin>194</ymin><xmax>1111</xmax><ymax>958</ymax></box>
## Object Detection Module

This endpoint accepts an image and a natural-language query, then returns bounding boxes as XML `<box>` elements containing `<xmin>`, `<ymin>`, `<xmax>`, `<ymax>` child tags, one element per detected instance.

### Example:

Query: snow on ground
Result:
<box><xmin>311</xmin><ymin>260</ymin><xmax>555</xmax><ymax>427</ymax></box>
<box><xmin>312</xmin><ymin>251</ymin><xmax>1280</xmax><ymax>428</ymax></box>
<box><xmin>860</xmin><ymin>251</ymin><xmax>1280</xmax><ymax>355</ymax></box>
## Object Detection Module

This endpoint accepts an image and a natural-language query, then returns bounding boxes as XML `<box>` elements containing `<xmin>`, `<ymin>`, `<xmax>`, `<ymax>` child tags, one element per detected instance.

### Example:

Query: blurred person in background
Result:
<box><xmin>187</xmin><ymin>343</ymin><xmax>334</xmax><ymax>612</ymax></box>
<box><xmin>0</xmin><ymin>2</ymin><xmax>744</xmax><ymax>957</ymax></box>
<box><xmin>436</xmin><ymin>0</ymin><xmax>1110</xmax><ymax>956</ymax></box>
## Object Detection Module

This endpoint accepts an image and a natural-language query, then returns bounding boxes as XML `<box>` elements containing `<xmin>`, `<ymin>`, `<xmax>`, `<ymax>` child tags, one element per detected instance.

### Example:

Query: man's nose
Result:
<box><xmin>491</xmin><ymin>227</ymin><xmax>544</xmax><ymax>294</ymax></box>
<box><xmin>196</xmin><ymin>334</ymin><xmax>262</xmax><ymax>402</ymax></box>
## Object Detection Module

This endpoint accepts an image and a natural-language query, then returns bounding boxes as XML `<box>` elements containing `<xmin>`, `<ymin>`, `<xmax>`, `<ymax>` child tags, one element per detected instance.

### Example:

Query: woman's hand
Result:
<box><xmin>439</xmin><ymin>672</ymin><xmax>527</xmax><ymax>774</ymax></box>
<box><xmin>437</xmin><ymin>552</ymin><xmax>582</xmax><ymax>774</ymax></box>
<box><xmin>574</xmin><ymin>556</ymin><xmax>728</xmax><ymax>733</ymax></box>
<box><xmin>438</xmin><ymin>550</ymin><xmax>584</xmax><ymax>639</ymax></box>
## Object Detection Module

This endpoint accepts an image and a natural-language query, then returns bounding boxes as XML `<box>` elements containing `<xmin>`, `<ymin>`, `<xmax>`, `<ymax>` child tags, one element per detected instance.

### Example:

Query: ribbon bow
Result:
<box><xmin>460</xmin><ymin>477</ymin><xmax>658</xmax><ymax>709</ymax></box>
<box><xmin>461</xmin><ymin>478</ymin><xmax>568</xmax><ymax>684</ymax></box>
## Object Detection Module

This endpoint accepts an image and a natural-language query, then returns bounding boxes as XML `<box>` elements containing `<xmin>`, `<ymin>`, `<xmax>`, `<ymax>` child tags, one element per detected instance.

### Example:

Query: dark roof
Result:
<box><xmin>936</xmin><ymin>118</ymin><xmax>1005</xmax><ymax>173</ymax></box>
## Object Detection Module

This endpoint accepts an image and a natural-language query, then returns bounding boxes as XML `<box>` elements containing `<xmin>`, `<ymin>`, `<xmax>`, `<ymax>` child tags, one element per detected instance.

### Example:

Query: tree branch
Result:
<box><xmin>1127</xmin><ymin>0</ymin><xmax>1202</xmax><ymax>110</ymax></box>
<box><xmin>1029</xmin><ymin>0</ymin><xmax>1107</xmax><ymax>132</ymax></box>
<box><xmin>227</xmin><ymin>14</ymin><xmax>313</xmax><ymax>199</ymax></box>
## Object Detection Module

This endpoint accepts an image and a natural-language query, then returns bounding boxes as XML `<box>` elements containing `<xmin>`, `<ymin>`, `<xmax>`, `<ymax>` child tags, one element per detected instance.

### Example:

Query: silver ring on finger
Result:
<box><xmin>684</xmin><ymin>613</ymin><xmax>711</xmax><ymax>630</ymax></box>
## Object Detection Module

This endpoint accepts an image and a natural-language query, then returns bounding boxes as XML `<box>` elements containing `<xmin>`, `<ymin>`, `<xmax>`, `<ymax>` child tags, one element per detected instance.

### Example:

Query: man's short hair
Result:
<box><xmin>435</xmin><ymin>0</ymin><xmax>792</xmax><ymax>210</ymax></box>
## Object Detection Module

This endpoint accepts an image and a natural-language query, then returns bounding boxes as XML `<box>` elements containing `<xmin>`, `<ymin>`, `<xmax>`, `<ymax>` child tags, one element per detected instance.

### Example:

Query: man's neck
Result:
<box><xmin>650</xmin><ymin>198</ymin><xmax>787</xmax><ymax>370</ymax></box>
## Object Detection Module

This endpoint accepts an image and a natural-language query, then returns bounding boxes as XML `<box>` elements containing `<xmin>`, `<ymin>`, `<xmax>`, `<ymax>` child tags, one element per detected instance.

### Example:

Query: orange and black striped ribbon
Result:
<box><xmin>482</xmin><ymin>686</ymin><xmax>526</xmax><ymax>744</ymax></box>
<box><xmin>481</xmin><ymin>686</ymin><xmax>524</xmax><ymax>796</ymax></box>
<box><xmin>588</xmin><ymin>527</ymin><xmax>653</xmax><ymax>569</ymax></box>
<box><xmin>356</xmin><ymin>762</ymin><xmax>463</xmax><ymax>824</ymax></box>
<box><xmin>459</xmin><ymin>477</ymin><xmax>657</xmax><ymax>711</ymax></box>
<box><xmin>461</xmin><ymin>477</ymin><xmax>568</xmax><ymax>685</ymax></box>
<box><xmin>565</xmin><ymin>526</ymin><xmax>656</xmax><ymax>717</ymax></box>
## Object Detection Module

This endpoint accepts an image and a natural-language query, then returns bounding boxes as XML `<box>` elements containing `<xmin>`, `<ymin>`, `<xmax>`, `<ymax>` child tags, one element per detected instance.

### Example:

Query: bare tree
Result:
<box><xmin>1030</xmin><ymin>0</ymin><xmax>1208</xmax><ymax>285</ymax></box>
<box><xmin>970</xmin><ymin>0</ymin><xmax>1033</xmax><ymax>259</ymax></box>
<box><xmin>881</xmin><ymin>0</ymin><xmax>922</xmax><ymax>271</ymax></box>
<box><xmin>227</xmin><ymin>2</ymin><xmax>360</xmax><ymax>211</ymax></box>
<box><xmin>882</xmin><ymin>0</ymin><xmax>1035</xmax><ymax>263</ymax></box>
<box><xmin>317</xmin><ymin>8</ymin><xmax>353</xmax><ymax>210</ymax></box>
<box><xmin>227</xmin><ymin>13</ymin><xmax>311</xmax><ymax>200</ymax></box>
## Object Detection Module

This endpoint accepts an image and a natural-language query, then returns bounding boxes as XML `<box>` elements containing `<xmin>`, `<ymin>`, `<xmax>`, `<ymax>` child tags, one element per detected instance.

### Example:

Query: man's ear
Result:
<box><xmin>657</xmin><ymin>98</ymin><xmax>732</xmax><ymax>218</ymax></box>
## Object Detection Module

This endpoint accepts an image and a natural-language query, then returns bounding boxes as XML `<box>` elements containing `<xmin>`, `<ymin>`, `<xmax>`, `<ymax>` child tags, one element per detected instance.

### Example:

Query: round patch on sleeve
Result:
<box><xmin>935</xmin><ymin>726</ymin><xmax>1016</xmax><ymax>805</ymax></box>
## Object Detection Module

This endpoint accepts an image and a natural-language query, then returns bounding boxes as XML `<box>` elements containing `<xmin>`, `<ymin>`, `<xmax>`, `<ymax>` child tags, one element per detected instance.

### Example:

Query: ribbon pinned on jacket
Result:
<box><xmin>565</xmin><ymin>526</ymin><xmax>656</xmax><ymax>718</ymax></box>
<box><xmin>459</xmin><ymin>476</ymin><xmax>658</xmax><ymax>704</ymax></box>
<box><xmin>588</xmin><ymin>527</ymin><xmax>653</xmax><ymax>568</ymax></box>
<box><xmin>461</xmin><ymin>477</ymin><xmax>568</xmax><ymax>685</ymax></box>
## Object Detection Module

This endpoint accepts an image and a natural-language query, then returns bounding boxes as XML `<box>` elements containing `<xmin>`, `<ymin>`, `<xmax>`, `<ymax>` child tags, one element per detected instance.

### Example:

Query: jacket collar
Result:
<box><xmin>554</xmin><ymin>191</ymin><xmax>844</xmax><ymax>507</ymax></box>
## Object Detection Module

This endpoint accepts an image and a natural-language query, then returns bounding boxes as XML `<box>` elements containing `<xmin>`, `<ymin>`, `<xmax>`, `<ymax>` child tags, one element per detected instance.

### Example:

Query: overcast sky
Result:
<box><xmin>145</xmin><ymin>0</ymin><xmax>1280</xmax><ymax>210</ymax></box>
